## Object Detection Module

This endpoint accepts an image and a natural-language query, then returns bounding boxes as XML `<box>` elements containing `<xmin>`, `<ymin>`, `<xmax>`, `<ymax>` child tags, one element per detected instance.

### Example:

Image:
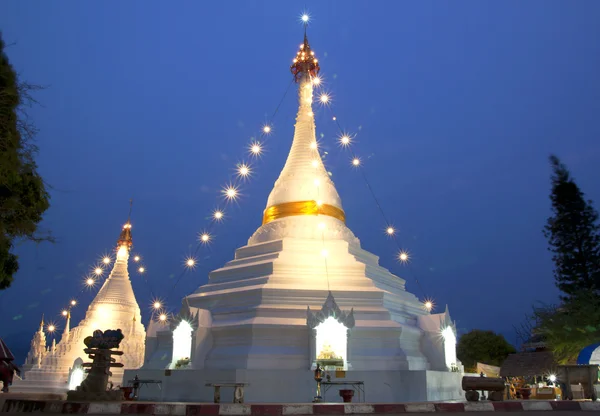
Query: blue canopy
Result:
<box><xmin>576</xmin><ymin>343</ymin><xmax>600</xmax><ymax>365</ymax></box>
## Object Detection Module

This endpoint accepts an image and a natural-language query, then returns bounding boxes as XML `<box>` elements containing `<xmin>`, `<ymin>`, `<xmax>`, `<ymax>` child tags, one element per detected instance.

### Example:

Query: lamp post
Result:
<box><xmin>313</xmin><ymin>364</ymin><xmax>323</xmax><ymax>403</ymax></box>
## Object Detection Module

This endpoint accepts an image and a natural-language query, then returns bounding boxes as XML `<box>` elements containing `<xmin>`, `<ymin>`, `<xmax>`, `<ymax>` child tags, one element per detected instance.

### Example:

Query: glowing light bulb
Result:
<box><xmin>94</xmin><ymin>267</ymin><xmax>103</xmax><ymax>276</ymax></box>
<box><xmin>316</xmin><ymin>200</ymin><xmax>323</xmax><ymax>206</ymax></box>
<box><xmin>102</xmin><ymin>256</ymin><xmax>111</xmax><ymax>265</ymax></box>
<box><xmin>250</xmin><ymin>142</ymin><xmax>262</xmax><ymax>156</ymax></box>
<box><xmin>549</xmin><ymin>374</ymin><xmax>557</xmax><ymax>383</ymax></box>
<box><xmin>222</xmin><ymin>184</ymin><xmax>239</xmax><ymax>201</ymax></box>
<box><xmin>70</xmin><ymin>300</ymin><xmax>77</xmax><ymax>306</ymax></box>
<box><xmin>237</xmin><ymin>163</ymin><xmax>251</xmax><ymax>179</ymax></box>
<box><xmin>158</xmin><ymin>313</ymin><xmax>167</xmax><ymax>322</ymax></box>
<box><xmin>301</xmin><ymin>14</ymin><xmax>309</xmax><ymax>23</ymax></box>
<box><xmin>138</xmin><ymin>266</ymin><xmax>145</xmax><ymax>273</ymax></box>
<box><xmin>308</xmin><ymin>111</ymin><xmax>314</xmax><ymax>117</ymax></box>
<box><xmin>312</xmin><ymin>76</ymin><xmax>321</xmax><ymax>86</ymax></box>
<box><xmin>213</xmin><ymin>210</ymin><xmax>224</xmax><ymax>221</ymax></box>
<box><xmin>352</xmin><ymin>158</ymin><xmax>361</xmax><ymax>167</ymax></box>
<box><xmin>47</xmin><ymin>324</ymin><xmax>55</xmax><ymax>332</ymax></box>
<box><xmin>62</xmin><ymin>310</ymin><xmax>68</xmax><ymax>317</ymax></box>
<box><xmin>86</xmin><ymin>278</ymin><xmax>95</xmax><ymax>286</ymax></box>
<box><xmin>398</xmin><ymin>251</ymin><xmax>410</xmax><ymax>263</ymax></box>
<box><xmin>199</xmin><ymin>233</ymin><xmax>211</xmax><ymax>244</ymax></box>
<box><xmin>386</xmin><ymin>227</ymin><xmax>395</xmax><ymax>235</ymax></box>
<box><xmin>262</xmin><ymin>125</ymin><xmax>272</xmax><ymax>134</ymax></box>
<box><xmin>333</xmin><ymin>116</ymin><xmax>337</xmax><ymax>121</ymax></box>
<box><xmin>424</xmin><ymin>301</ymin><xmax>434</xmax><ymax>311</ymax></box>
<box><xmin>185</xmin><ymin>257</ymin><xmax>196</xmax><ymax>269</ymax></box>
<box><xmin>321</xmin><ymin>249</ymin><xmax>328</xmax><ymax>258</ymax></box>
<box><xmin>339</xmin><ymin>135</ymin><xmax>351</xmax><ymax>146</ymax></box>
<box><xmin>313</xmin><ymin>178</ymin><xmax>320</xmax><ymax>186</ymax></box>
<box><xmin>309</xmin><ymin>141</ymin><xmax>318</xmax><ymax>150</ymax></box>
<box><xmin>319</xmin><ymin>94</ymin><xmax>330</xmax><ymax>104</ymax></box>
<box><xmin>153</xmin><ymin>301</ymin><xmax>162</xmax><ymax>310</ymax></box>
<box><xmin>311</xmin><ymin>160</ymin><xmax>319</xmax><ymax>168</ymax></box>
<box><xmin>134</xmin><ymin>255</ymin><xmax>140</xmax><ymax>262</ymax></box>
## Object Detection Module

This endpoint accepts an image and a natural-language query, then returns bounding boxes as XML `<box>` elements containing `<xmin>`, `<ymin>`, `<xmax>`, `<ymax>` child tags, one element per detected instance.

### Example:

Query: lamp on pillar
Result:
<box><xmin>313</xmin><ymin>363</ymin><xmax>323</xmax><ymax>403</ymax></box>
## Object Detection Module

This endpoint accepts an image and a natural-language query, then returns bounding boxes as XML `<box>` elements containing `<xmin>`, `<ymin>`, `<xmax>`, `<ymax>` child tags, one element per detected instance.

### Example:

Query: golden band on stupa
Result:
<box><xmin>262</xmin><ymin>200</ymin><xmax>346</xmax><ymax>225</ymax></box>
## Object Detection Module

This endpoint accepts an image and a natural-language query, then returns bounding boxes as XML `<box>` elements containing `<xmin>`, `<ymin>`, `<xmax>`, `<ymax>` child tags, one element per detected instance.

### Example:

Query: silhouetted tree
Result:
<box><xmin>0</xmin><ymin>34</ymin><xmax>51</xmax><ymax>289</ymax></box>
<box><xmin>543</xmin><ymin>155</ymin><xmax>600</xmax><ymax>299</ymax></box>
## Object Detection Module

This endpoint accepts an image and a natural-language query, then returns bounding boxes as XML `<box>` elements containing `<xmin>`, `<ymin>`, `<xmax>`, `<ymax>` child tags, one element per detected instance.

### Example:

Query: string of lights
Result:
<box><xmin>308</xmin><ymin>73</ymin><xmax>434</xmax><ymax>311</ymax></box>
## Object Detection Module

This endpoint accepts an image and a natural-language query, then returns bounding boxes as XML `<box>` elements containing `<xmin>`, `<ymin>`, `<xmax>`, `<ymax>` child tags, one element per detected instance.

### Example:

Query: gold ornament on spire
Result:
<box><xmin>117</xmin><ymin>199</ymin><xmax>133</xmax><ymax>249</ymax></box>
<box><xmin>291</xmin><ymin>29</ymin><xmax>320</xmax><ymax>82</ymax></box>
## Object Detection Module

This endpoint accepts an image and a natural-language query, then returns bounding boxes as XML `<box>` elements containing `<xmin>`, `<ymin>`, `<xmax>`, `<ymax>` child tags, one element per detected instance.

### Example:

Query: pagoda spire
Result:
<box><xmin>39</xmin><ymin>314</ymin><xmax>45</xmax><ymax>332</ymax></box>
<box><xmin>91</xmin><ymin>203</ymin><xmax>139</xmax><ymax>310</ymax></box>
<box><xmin>262</xmin><ymin>28</ymin><xmax>344</xmax><ymax>226</ymax></box>
<box><xmin>61</xmin><ymin>310</ymin><xmax>71</xmax><ymax>343</ymax></box>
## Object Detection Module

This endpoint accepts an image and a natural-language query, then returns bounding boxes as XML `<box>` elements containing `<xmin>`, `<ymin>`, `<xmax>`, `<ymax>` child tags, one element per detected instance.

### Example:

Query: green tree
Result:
<box><xmin>533</xmin><ymin>292</ymin><xmax>600</xmax><ymax>364</ymax></box>
<box><xmin>543</xmin><ymin>155</ymin><xmax>600</xmax><ymax>299</ymax></box>
<box><xmin>532</xmin><ymin>155</ymin><xmax>600</xmax><ymax>363</ymax></box>
<box><xmin>457</xmin><ymin>330</ymin><xmax>516</xmax><ymax>371</ymax></box>
<box><xmin>0</xmin><ymin>34</ymin><xmax>51</xmax><ymax>289</ymax></box>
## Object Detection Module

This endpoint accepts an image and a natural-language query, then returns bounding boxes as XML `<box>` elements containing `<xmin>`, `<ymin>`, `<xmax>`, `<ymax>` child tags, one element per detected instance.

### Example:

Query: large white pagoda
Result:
<box><xmin>129</xmin><ymin>30</ymin><xmax>462</xmax><ymax>403</ymax></box>
<box><xmin>13</xmin><ymin>219</ymin><xmax>146</xmax><ymax>393</ymax></box>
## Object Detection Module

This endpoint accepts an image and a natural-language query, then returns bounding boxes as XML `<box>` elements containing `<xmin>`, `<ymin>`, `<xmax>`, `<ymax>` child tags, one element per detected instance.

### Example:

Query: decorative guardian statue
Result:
<box><xmin>66</xmin><ymin>329</ymin><xmax>125</xmax><ymax>401</ymax></box>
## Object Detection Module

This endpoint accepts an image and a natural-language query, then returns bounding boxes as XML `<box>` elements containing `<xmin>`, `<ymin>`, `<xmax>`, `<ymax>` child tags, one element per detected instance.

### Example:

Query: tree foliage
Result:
<box><xmin>534</xmin><ymin>155</ymin><xmax>600</xmax><ymax>363</ymax></box>
<box><xmin>457</xmin><ymin>330</ymin><xmax>516</xmax><ymax>371</ymax></box>
<box><xmin>0</xmin><ymin>33</ymin><xmax>51</xmax><ymax>289</ymax></box>
<box><xmin>533</xmin><ymin>292</ymin><xmax>600</xmax><ymax>364</ymax></box>
<box><xmin>543</xmin><ymin>155</ymin><xmax>600</xmax><ymax>299</ymax></box>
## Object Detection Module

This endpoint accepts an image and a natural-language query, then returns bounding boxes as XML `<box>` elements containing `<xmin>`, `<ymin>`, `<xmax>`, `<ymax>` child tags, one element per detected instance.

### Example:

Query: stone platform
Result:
<box><xmin>1</xmin><ymin>399</ymin><xmax>599</xmax><ymax>414</ymax></box>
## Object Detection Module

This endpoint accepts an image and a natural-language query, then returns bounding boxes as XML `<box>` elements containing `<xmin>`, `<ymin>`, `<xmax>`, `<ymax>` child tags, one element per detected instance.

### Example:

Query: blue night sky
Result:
<box><xmin>1</xmin><ymin>1</ymin><xmax>600</xmax><ymax>360</ymax></box>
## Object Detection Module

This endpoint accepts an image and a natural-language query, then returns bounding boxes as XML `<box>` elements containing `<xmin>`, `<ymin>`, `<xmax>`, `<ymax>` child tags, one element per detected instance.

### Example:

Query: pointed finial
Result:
<box><xmin>117</xmin><ymin>200</ymin><xmax>134</xmax><ymax>249</ymax></box>
<box><xmin>291</xmin><ymin>16</ymin><xmax>319</xmax><ymax>82</ymax></box>
<box><xmin>39</xmin><ymin>313</ymin><xmax>45</xmax><ymax>331</ymax></box>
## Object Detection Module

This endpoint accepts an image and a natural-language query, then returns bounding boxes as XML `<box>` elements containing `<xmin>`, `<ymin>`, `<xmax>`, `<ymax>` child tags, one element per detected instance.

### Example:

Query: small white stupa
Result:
<box><xmin>129</xmin><ymin>29</ymin><xmax>462</xmax><ymax>403</ymax></box>
<box><xmin>13</xmin><ymin>216</ymin><xmax>146</xmax><ymax>393</ymax></box>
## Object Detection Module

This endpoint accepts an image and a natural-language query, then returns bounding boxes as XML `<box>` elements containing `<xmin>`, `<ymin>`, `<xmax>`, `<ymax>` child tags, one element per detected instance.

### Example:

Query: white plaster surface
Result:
<box><xmin>134</xmin><ymin>54</ymin><xmax>462</xmax><ymax>403</ymax></box>
<box><xmin>522</xmin><ymin>401</ymin><xmax>553</xmax><ymax>411</ymax></box>
<box><xmin>14</xmin><ymin>241</ymin><xmax>145</xmax><ymax>393</ymax></box>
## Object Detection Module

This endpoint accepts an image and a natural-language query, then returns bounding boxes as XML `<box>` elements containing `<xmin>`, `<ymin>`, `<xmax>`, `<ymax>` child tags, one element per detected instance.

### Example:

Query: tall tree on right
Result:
<box><xmin>543</xmin><ymin>155</ymin><xmax>600</xmax><ymax>300</ymax></box>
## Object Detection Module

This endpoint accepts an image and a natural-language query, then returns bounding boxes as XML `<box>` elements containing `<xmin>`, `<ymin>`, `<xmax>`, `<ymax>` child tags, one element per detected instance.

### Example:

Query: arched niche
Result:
<box><xmin>307</xmin><ymin>291</ymin><xmax>355</xmax><ymax>371</ymax></box>
<box><xmin>441</xmin><ymin>326</ymin><xmax>457</xmax><ymax>370</ymax></box>
<box><xmin>171</xmin><ymin>320</ymin><xmax>193</xmax><ymax>368</ymax></box>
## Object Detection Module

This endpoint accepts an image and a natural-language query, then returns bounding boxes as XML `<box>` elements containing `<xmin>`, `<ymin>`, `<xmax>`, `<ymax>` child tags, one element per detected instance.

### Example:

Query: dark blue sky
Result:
<box><xmin>2</xmin><ymin>1</ymin><xmax>600</xmax><ymax>359</ymax></box>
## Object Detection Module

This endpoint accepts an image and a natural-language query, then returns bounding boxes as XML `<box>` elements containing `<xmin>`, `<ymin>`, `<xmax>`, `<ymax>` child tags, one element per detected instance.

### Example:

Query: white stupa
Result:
<box><xmin>13</xmin><ymin>218</ymin><xmax>146</xmax><ymax>393</ymax></box>
<box><xmin>130</xmin><ymin>30</ymin><xmax>462</xmax><ymax>403</ymax></box>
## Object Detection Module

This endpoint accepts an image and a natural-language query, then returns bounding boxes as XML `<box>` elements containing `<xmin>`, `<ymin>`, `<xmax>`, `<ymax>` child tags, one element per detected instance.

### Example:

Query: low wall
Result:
<box><xmin>2</xmin><ymin>400</ymin><xmax>600</xmax><ymax>414</ymax></box>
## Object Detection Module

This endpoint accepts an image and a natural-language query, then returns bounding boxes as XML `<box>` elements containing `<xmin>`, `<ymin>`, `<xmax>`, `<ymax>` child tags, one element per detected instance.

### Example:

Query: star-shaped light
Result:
<box><xmin>262</xmin><ymin>124</ymin><xmax>272</xmax><ymax>134</ymax></box>
<box><xmin>85</xmin><ymin>277</ymin><xmax>95</xmax><ymax>287</ymax></box>
<box><xmin>102</xmin><ymin>256</ymin><xmax>111</xmax><ymax>265</ymax></box>
<box><xmin>158</xmin><ymin>313</ymin><xmax>168</xmax><ymax>322</ymax></box>
<box><xmin>222</xmin><ymin>184</ymin><xmax>239</xmax><ymax>202</ymax></box>
<box><xmin>236</xmin><ymin>163</ymin><xmax>251</xmax><ymax>180</ymax></box>
<box><xmin>199</xmin><ymin>232</ymin><xmax>211</xmax><ymax>244</ymax></box>
<box><xmin>352</xmin><ymin>157</ymin><xmax>361</xmax><ymax>167</ymax></box>
<box><xmin>61</xmin><ymin>310</ymin><xmax>68</xmax><ymax>317</ymax></box>
<box><xmin>386</xmin><ymin>226</ymin><xmax>395</xmax><ymax>236</ymax></box>
<box><xmin>70</xmin><ymin>299</ymin><xmax>77</xmax><ymax>306</ymax></box>
<box><xmin>398</xmin><ymin>251</ymin><xmax>410</xmax><ymax>264</ymax></box>
<box><xmin>249</xmin><ymin>141</ymin><xmax>262</xmax><ymax>157</ymax></box>
<box><xmin>185</xmin><ymin>257</ymin><xmax>197</xmax><ymax>269</ymax></box>
<box><xmin>138</xmin><ymin>266</ymin><xmax>145</xmax><ymax>273</ymax></box>
<box><xmin>339</xmin><ymin>134</ymin><xmax>351</xmax><ymax>147</ymax></box>
<box><xmin>423</xmin><ymin>299</ymin><xmax>435</xmax><ymax>311</ymax></box>
<box><xmin>213</xmin><ymin>209</ymin><xmax>224</xmax><ymax>222</ymax></box>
